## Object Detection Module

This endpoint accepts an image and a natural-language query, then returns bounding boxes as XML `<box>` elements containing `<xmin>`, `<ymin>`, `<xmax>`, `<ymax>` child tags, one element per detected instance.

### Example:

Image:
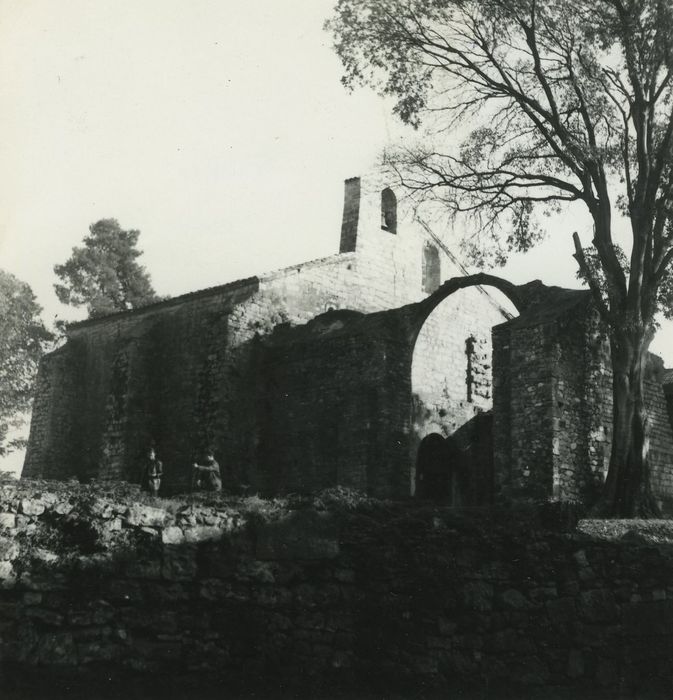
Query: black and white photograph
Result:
<box><xmin>2</xmin><ymin>1</ymin><xmax>673</xmax><ymax>697</ymax></box>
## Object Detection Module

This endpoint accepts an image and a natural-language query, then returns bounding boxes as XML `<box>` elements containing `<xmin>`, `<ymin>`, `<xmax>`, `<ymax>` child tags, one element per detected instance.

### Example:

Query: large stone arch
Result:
<box><xmin>410</xmin><ymin>274</ymin><xmax>528</xmax><ymax>343</ymax></box>
<box><xmin>400</xmin><ymin>275</ymin><xmax>528</xmax><ymax>499</ymax></box>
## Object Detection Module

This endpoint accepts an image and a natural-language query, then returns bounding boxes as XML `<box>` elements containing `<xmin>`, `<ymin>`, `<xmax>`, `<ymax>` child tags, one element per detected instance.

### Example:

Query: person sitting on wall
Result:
<box><xmin>191</xmin><ymin>449</ymin><xmax>222</xmax><ymax>492</ymax></box>
<box><xmin>142</xmin><ymin>446</ymin><xmax>163</xmax><ymax>497</ymax></box>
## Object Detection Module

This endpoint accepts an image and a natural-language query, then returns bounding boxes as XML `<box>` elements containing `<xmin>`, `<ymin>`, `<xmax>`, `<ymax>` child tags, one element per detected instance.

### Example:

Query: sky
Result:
<box><xmin>1</xmin><ymin>0</ymin><xmax>672</xmax><ymax>472</ymax></box>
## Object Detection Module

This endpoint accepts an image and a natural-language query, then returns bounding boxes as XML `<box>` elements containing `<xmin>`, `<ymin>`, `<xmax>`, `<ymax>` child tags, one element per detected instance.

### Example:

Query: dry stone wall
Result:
<box><xmin>2</xmin><ymin>480</ymin><xmax>673</xmax><ymax>698</ymax></box>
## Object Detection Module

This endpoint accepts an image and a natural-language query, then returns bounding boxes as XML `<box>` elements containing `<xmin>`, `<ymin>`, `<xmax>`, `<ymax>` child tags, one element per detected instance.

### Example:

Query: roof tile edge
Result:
<box><xmin>67</xmin><ymin>276</ymin><xmax>261</xmax><ymax>330</ymax></box>
<box><xmin>65</xmin><ymin>251</ymin><xmax>357</xmax><ymax>331</ymax></box>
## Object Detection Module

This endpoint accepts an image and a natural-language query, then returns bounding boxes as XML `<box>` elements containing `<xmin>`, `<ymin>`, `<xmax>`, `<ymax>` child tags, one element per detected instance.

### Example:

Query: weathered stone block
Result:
<box><xmin>53</xmin><ymin>501</ymin><xmax>73</xmax><ymax>516</ymax></box>
<box><xmin>20</xmin><ymin>499</ymin><xmax>45</xmax><ymax>517</ymax></box>
<box><xmin>0</xmin><ymin>513</ymin><xmax>16</xmax><ymax>529</ymax></box>
<box><xmin>34</xmin><ymin>548</ymin><xmax>59</xmax><ymax>564</ymax></box>
<box><xmin>0</xmin><ymin>560</ymin><xmax>16</xmax><ymax>587</ymax></box>
<box><xmin>125</xmin><ymin>504</ymin><xmax>168</xmax><ymax>528</ymax></box>
<box><xmin>0</xmin><ymin>538</ymin><xmax>19</xmax><ymax>561</ymax></box>
<box><xmin>183</xmin><ymin>525</ymin><xmax>221</xmax><ymax>543</ymax></box>
<box><xmin>106</xmin><ymin>517</ymin><xmax>123</xmax><ymax>532</ymax></box>
<box><xmin>161</xmin><ymin>526</ymin><xmax>185</xmax><ymax>545</ymax></box>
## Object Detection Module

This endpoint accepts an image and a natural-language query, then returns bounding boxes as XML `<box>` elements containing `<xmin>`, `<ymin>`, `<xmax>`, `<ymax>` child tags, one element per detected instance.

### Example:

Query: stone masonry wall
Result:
<box><xmin>2</xmin><ymin>480</ymin><xmax>673</xmax><ymax>698</ymax></box>
<box><xmin>493</xmin><ymin>297</ymin><xmax>673</xmax><ymax>511</ymax></box>
<box><xmin>23</xmin><ymin>279</ymin><xmax>261</xmax><ymax>490</ymax></box>
<box><xmin>552</xmin><ymin>308</ymin><xmax>599</xmax><ymax>502</ymax></box>
<box><xmin>580</xmin><ymin>313</ymin><xmax>613</xmax><ymax>497</ymax></box>
<box><xmin>21</xmin><ymin>348</ymin><xmax>79</xmax><ymax>481</ymax></box>
<box><xmin>492</xmin><ymin>320</ymin><xmax>555</xmax><ymax>502</ymax></box>
<box><xmin>491</xmin><ymin>323</ymin><xmax>512</xmax><ymax>501</ymax></box>
<box><xmin>552</xmin><ymin>308</ymin><xmax>673</xmax><ymax>510</ymax></box>
<box><xmin>646</xmin><ymin>373</ymin><xmax>673</xmax><ymax>511</ymax></box>
<box><xmin>258</xmin><ymin>310</ymin><xmax>414</xmax><ymax>499</ymax></box>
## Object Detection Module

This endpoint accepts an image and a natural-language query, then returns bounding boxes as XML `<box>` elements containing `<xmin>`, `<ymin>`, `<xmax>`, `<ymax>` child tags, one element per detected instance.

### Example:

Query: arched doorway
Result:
<box><xmin>416</xmin><ymin>433</ymin><xmax>447</xmax><ymax>500</ymax></box>
<box><xmin>416</xmin><ymin>433</ymin><xmax>464</xmax><ymax>504</ymax></box>
<box><xmin>409</xmin><ymin>277</ymin><xmax>522</xmax><ymax>502</ymax></box>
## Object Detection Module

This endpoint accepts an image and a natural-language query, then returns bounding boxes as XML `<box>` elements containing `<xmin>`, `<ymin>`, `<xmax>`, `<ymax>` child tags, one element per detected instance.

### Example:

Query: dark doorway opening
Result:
<box><xmin>416</xmin><ymin>433</ymin><xmax>462</xmax><ymax>504</ymax></box>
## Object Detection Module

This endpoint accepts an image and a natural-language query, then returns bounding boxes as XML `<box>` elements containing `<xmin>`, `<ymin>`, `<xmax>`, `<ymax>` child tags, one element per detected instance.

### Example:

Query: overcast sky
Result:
<box><xmin>1</xmin><ymin>1</ymin><xmax>672</xmax><ymax>472</ymax></box>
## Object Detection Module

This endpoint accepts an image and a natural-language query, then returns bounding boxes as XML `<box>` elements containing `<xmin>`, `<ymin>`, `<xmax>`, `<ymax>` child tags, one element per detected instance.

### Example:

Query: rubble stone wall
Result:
<box><xmin>2</xmin><ymin>481</ymin><xmax>673</xmax><ymax>698</ymax></box>
<box><xmin>492</xmin><ymin>320</ymin><xmax>555</xmax><ymax>502</ymax></box>
<box><xmin>493</xmin><ymin>302</ymin><xmax>673</xmax><ymax>511</ymax></box>
<box><xmin>551</xmin><ymin>310</ymin><xmax>673</xmax><ymax>510</ymax></box>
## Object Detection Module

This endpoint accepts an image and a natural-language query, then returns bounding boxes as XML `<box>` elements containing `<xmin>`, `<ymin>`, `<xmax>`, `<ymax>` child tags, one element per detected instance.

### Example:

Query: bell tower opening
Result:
<box><xmin>381</xmin><ymin>187</ymin><xmax>397</xmax><ymax>233</ymax></box>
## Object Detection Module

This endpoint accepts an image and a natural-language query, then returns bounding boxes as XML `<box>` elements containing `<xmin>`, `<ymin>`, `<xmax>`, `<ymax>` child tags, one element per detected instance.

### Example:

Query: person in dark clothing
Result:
<box><xmin>142</xmin><ymin>447</ymin><xmax>163</xmax><ymax>496</ymax></box>
<box><xmin>191</xmin><ymin>450</ymin><xmax>222</xmax><ymax>492</ymax></box>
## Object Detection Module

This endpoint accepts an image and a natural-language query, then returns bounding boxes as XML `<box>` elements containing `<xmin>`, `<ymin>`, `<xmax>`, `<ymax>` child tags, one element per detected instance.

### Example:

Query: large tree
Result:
<box><xmin>54</xmin><ymin>219</ymin><xmax>159</xmax><ymax>318</ymax></box>
<box><xmin>0</xmin><ymin>270</ymin><xmax>53</xmax><ymax>456</ymax></box>
<box><xmin>327</xmin><ymin>0</ymin><xmax>673</xmax><ymax>516</ymax></box>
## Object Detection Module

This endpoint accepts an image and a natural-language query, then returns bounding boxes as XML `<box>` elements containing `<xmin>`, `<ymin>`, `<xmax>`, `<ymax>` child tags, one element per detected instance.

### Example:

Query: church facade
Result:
<box><xmin>22</xmin><ymin>177</ymin><xmax>673</xmax><ymax>510</ymax></box>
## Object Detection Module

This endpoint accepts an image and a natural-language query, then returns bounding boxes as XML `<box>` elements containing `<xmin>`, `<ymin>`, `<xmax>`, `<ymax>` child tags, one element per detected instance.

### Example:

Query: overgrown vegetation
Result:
<box><xmin>0</xmin><ymin>270</ymin><xmax>53</xmax><ymax>456</ymax></box>
<box><xmin>54</xmin><ymin>219</ymin><xmax>160</xmax><ymax>318</ymax></box>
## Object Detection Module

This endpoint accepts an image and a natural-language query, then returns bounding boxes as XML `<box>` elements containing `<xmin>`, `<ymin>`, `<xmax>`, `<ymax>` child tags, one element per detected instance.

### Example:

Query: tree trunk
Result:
<box><xmin>593</xmin><ymin>334</ymin><xmax>660</xmax><ymax>517</ymax></box>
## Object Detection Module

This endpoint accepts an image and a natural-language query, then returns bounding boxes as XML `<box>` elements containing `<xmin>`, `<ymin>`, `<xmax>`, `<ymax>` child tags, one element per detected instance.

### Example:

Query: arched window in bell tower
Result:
<box><xmin>381</xmin><ymin>188</ymin><xmax>397</xmax><ymax>233</ymax></box>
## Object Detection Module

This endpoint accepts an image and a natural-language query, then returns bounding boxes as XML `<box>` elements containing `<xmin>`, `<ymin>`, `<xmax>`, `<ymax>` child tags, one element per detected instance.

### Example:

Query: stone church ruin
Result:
<box><xmin>22</xmin><ymin>177</ymin><xmax>673</xmax><ymax>510</ymax></box>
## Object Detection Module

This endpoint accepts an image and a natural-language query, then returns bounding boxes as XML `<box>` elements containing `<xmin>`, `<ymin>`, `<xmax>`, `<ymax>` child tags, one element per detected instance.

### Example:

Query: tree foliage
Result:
<box><xmin>54</xmin><ymin>219</ymin><xmax>159</xmax><ymax>318</ymax></box>
<box><xmin>327</xmin><ymin>0</ymin><xmax>673</xmax><ymax>516</ymax></box>
<box><xmin>0</xmin><ymin>270</ymin><xmax>53</xmax><ymax>456</ymax></box>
